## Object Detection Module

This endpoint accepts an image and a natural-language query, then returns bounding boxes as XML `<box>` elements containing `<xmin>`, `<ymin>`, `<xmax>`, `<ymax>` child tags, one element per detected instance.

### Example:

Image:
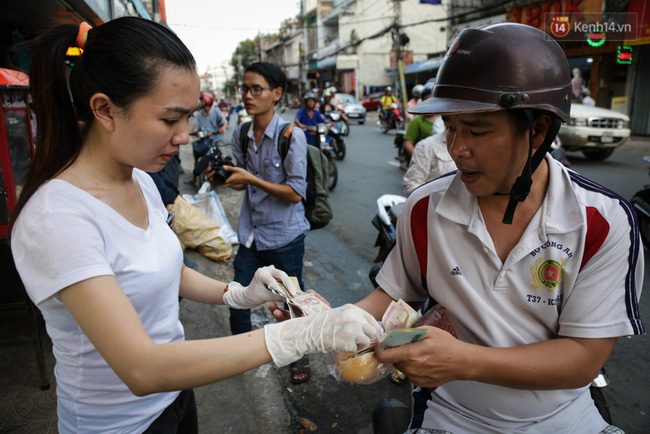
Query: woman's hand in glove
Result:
<box><xmin>222</xmin><ymin>265</ymin><xmax>297</xmax><ymax>309</ymax></box>
<box><xmin>264</xmin><ymin>304</ymin><xmax>383</xmax><ymax>367</ymax></box>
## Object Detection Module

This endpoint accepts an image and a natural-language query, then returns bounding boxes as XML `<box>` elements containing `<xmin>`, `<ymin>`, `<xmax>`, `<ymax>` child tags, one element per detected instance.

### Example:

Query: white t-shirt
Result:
<box><xmin>378</xmin><ymin>156</ymin><xmax>644</xmax><ymax>432</ymax></box>
<box><xmin>11</xmin><ymin>169</ymin><xmax>184</xmax><ymax>433</ymax></box>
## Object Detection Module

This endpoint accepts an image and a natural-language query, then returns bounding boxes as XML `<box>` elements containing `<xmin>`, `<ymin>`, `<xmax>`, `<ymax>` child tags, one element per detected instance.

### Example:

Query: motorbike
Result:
<box><xmin>329</xmin><ymin>106</ymin><xmax>350</xmax><ymax>136</ymax></box>
<box><xmin>631</xmin><ymin>156</ymin><xmax>650</xmax><ymax>248</ymax></box>
<box><xmin>378</xmin><ymin>102</ymin><xmax>405</xmax><ymax>134</ymax></box>
<box><xmin>369</xmin><ymin>194</ymin><xmax>407</xmax><ymax>287</ymax></box>
<box><xmin>393</xmin><ymin>130</ymin><xmax>409</xmax><ymax>171</ymax></box>
<box><xmin>308</xmin><ymin>123</ymin><xmax>339</xmax><ymax>190</ymax></box>
<box><xmin>190</xmin><ymin>129</ymin><xmax>220</xmax><ymax>187</ymax></box>
<box><xmin>322</xmin><ymin>112</ymin><xmax>347</xmax><ymax>160</ymax></box>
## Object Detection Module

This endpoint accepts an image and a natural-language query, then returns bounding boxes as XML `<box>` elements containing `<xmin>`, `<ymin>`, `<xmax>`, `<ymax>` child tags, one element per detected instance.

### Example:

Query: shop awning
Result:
<box><xmin>0</xmin><ymin>68</ymin><xmax>29</xmax><ymax>88</ymax></box>
<box><xmin>403</xmin><ymin>58</ymin><xmax>443</xmax><ymax>75</ymax></box>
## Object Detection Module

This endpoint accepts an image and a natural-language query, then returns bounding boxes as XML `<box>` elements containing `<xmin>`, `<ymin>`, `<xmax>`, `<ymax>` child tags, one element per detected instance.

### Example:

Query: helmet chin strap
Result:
<box><xmin>496</xmin><ymin>110</ymin><xmax>562</xmax><ymax>225</ymax></box>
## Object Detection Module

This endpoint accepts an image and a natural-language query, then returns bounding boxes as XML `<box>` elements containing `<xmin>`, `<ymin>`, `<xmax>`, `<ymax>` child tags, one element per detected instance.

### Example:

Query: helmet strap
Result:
<box><xmin>499</xmin><ymin>110</ymin><xmax>562</xmax><ymax>225</ymax></box>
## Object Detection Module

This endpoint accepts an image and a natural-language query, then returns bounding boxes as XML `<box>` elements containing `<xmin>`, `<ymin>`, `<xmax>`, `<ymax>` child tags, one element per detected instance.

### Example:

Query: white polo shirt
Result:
<box><xmin>377</xmin><ymin>155</ymin><xmax>644</xmax><ymax>432</ymax></box>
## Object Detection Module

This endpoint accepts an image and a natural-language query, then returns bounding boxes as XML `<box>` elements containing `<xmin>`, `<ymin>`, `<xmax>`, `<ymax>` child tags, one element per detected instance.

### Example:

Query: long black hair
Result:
<box><xmin>9</xmin><ymin>17</ymin><xmax>196</xmax><ymax>234</ymax></box>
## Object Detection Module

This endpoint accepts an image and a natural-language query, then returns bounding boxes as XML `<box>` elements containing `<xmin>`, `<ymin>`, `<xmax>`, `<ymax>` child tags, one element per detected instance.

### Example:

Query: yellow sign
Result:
<box><xmin>611</xmin><ymin>96</ymin><xmax>628</xmax><ymax>114</ymax></box>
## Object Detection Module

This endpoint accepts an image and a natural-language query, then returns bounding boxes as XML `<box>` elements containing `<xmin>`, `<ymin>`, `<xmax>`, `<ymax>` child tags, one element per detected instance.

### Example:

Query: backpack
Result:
<box><xmin>239</xmin><ymin>121</ymin><xmax>333</xmax><ymax>230</ymax></box>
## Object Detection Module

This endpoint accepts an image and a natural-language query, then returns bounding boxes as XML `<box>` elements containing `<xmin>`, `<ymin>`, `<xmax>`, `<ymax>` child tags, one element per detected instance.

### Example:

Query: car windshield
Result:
<box><xmin>338</xmin><ymin>94</ymin><xmax>356</xmax><ymax>104</ymax></box>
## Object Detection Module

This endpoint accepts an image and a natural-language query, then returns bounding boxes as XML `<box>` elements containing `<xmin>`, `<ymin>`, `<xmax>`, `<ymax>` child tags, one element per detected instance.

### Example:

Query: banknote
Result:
<box><xmin>380</xmin><ymin>328</ymin><xmax>428</xmax><ymax>348</ymax></box>
<box><xmin>381</xmin><ymin>299</ymin><xmax>421</xmax><ymax>333</ymax></box>
<box><xmin>289</xmin><ymin>291</ymin><xmax>331</xmax><ymax>317</ymax></box>
<box><xmin>272</xmin><ymin>276</ymin><xmax>331</xmax><ymax>318</ymax></box>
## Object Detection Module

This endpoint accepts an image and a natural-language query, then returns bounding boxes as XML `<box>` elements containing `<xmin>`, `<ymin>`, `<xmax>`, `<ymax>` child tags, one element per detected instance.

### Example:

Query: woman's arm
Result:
<box><xmin>59</xmin><ymin>275</ymin><xmax>272</xmax><ymax>396</ymax></box>
<box><xmin>178</xmin><ymin>264</ymin><xmax>227</xmax><ymax>304</ymax></box>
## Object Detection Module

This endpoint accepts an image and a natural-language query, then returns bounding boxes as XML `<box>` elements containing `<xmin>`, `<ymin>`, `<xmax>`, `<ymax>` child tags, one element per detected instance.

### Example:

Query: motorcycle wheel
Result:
<box><xmin>328</xmin><ymin>158</ymin><xmax>338</xmax><ymax>190</ymax></box>
<box><xmin>590</xmin><ymin>386</ymin><xmax>613</xmax><ymax>425</ymax></box>
<box><xmin>335</xmin><ymin>138</ymin><xmax>346</xmax><ymax>160</ymax></box>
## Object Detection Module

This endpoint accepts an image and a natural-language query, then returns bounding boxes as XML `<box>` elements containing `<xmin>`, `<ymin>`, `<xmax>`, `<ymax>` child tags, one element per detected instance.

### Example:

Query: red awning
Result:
<box><xmin>0</xmin><ymin>68</ymin><xmax>29</xmax><ymax>88</ymax></box>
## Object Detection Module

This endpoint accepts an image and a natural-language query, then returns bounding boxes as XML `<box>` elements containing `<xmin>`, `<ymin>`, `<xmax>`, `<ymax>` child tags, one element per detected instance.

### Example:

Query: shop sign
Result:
<box><xmin>611</xmin><ymin>96</ymin><xmax>628</xmax><ymax>114</ymax></box>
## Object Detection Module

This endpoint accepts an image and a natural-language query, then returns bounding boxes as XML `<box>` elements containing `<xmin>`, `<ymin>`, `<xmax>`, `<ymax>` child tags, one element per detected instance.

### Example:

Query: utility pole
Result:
<box><xmin>392</xmin><ymin>0</ymin><xmax>407</xmax><ymax>119</ymax></box>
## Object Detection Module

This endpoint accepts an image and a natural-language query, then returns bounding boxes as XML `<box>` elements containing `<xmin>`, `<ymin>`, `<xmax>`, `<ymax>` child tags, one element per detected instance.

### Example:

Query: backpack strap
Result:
<box><xmin>277</xmin><ymin>123</ymin><xmax>294</xmax><ymax>161</ymax></box>
<box><xmin>239</xmin><ymin>121</ymin><xmax>252</xmax><ymax>166</ymax></box>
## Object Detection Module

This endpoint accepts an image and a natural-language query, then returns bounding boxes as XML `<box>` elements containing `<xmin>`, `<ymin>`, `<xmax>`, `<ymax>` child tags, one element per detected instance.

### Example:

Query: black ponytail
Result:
<box><xmin>9</xmin><ymin>17</ymin><xmax>196</xmax><ymax>235</ymax></box>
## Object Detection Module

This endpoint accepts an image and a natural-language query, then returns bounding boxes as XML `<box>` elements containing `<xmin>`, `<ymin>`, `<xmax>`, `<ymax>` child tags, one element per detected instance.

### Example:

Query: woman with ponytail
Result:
<box><xmin>8</xmin><ymin>17</ymin><xmax>381</xmax><ymax>433</ymax></box>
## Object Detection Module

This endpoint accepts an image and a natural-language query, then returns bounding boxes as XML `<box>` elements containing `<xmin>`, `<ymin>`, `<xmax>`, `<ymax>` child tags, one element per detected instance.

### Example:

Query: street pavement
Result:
<box><xmin>2</xmin><ymin>113</ymin><xmax>649</xmax><ymax>433</ymax></box>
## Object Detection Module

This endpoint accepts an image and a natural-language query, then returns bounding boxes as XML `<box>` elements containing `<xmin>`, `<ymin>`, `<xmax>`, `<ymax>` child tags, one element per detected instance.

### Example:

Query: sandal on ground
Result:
<box><xmin>389</xmin><ymin>368</ymin><xmax>406</xmax><ymax>385</ymax></box>
<box><xmin>289</xmin><ymin>355</ymin><xmax>310</xmax><ymax>384</ymax></box>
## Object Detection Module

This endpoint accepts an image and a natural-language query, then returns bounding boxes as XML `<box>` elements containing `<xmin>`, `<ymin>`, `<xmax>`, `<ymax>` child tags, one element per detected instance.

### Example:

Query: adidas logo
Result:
<box><xmin>451</xmin><ymin>267</ymin><xmax>462</xmax><ymax>276</ymax></box>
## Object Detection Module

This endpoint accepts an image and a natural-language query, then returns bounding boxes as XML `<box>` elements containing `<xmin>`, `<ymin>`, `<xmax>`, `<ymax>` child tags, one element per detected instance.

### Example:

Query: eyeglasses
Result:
<box><xmin>237</xmin><ymin>85</ymin><xmax>274</xmax><ymax>96</ymax></box>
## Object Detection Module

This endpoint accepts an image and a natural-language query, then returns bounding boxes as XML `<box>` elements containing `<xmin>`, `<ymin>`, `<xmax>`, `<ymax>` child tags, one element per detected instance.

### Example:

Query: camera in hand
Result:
<box><xmin>193</xmin><ymin>145</ymin><xmax>234</xmax><ymax>184</ymax></box>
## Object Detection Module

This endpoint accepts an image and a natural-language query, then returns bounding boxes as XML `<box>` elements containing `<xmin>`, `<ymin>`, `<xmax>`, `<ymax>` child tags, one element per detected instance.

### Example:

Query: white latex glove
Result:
<box><xmin>222</xmin><ymin>265</ymin><xmax>298</xmax><ymax>309</ymax></box>
<box><xmin>264</xmin><ymin>304</ymin><xmax>383</xmax><ymax>367</ymax></box>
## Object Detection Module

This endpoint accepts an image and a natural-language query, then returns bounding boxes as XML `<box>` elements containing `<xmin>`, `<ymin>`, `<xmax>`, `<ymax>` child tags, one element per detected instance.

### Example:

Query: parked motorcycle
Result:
<box><xmin>378</xmin><ymin>102</ymin><xmax>405</xmax><ymax>134</ymax></box>
<box><xmin>309</xmin><ymin>123</ymin><xmax>339</xmax><ymax>190</ymax></box>
<box><xmin>369</xmin><ymin>194</ymin><xmax>407</xmax><ymax>287</ymax></box>
<box><xmin>631</xmin><ymin>156</ymin><xmax>650</xmax><ymax>248</ymax></box>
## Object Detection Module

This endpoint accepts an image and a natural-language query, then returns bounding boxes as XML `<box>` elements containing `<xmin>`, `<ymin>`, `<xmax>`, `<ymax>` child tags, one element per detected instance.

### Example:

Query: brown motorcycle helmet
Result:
<box><xmin>410</xmin><ymin>23</ymin><xmax>572</xmax><ymax>224</ymax></box>
<box><xmin>410</xmin><ymin>23</ymin><xmax>571</xmax><ymax>121</ymax></box>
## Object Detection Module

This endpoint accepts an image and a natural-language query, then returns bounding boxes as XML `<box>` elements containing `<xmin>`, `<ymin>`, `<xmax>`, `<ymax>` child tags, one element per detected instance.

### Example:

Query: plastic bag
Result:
<box><xmin>182</xmin><ymin>186</ymin><xmax>238</xmax><ymax>245</ymax></box>
<box><xmin>327</xmin><ymin>347</ymin><xmax>392</xmax><ymax>385</ymax></box>
<box><xmin>168</xmin><ymin>195</ymin><xmax>232</xmax><ymax>261</ymax></box>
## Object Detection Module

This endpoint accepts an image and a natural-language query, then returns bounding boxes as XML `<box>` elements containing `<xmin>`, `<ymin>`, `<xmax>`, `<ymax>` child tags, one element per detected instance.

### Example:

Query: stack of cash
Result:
<box><xmin>270</xmin><ymin>277</ymin><xmax>331</xmax><ymax>318</ymax></box>
<box><xmin>379</xmin><ymin>299</ymin><xmax>428</xmax><ymax>348</ymax></box>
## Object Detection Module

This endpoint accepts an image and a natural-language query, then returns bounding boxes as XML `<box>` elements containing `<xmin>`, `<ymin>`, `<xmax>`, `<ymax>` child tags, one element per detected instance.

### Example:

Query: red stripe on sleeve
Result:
<box><xmin>411</xmin><ymin>196</ymin><xmax>430</xmax><ymax>281</ymax></box>
<box><xmin>580</xmin><ymin>206</ymin><xmax>610</xmax><ymax>270</ymax></box>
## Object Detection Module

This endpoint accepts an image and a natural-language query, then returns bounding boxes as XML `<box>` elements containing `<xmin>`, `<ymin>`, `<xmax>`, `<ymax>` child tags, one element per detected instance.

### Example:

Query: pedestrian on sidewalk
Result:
<box><xmin>9</xmin><ymin>18</ymin><xmax>381</xmax><ymax>434</ymax></box>
<box><xmin>211</xmin><ymin>62</ymin><xmax>315</xmax><ymax>384</ymax></box>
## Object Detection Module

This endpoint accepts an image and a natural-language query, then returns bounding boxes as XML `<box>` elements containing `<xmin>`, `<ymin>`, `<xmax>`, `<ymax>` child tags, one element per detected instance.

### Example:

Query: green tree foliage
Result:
<box><xmin>230</xmin><ymin>39</ymin><xmax>257</xmax><ymax>73</ymax></box>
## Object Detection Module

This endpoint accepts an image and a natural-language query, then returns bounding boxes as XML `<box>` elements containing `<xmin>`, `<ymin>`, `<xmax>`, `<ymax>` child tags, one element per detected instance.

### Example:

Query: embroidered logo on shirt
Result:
<box><xmin>530</xmin><ymin>257</ymin><xmax>565</xmax><ymax>290</ymax></box>
<box><xmin>450</xmin><ymin>267</ymin><xmax>462</xmax><ymax>276</ymax></box>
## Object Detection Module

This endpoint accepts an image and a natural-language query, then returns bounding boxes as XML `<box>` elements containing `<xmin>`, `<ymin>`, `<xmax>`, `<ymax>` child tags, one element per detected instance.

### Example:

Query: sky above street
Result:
<box><xmin>165</xmin><ymin>0</ymin><xmax>301</xmax><ymax>73</ymax></box>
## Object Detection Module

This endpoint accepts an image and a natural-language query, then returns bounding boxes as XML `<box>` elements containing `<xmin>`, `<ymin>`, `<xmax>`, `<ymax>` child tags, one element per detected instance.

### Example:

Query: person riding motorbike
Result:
<box><xmin>294</xmin><ymin>91</ymin><xmax>328</xmax><ymax>147</ymax></box>
<box><xmin>185</xmin><ymin>92</ymin><xmax>228</xmax><ymax>186</ymax></box>
<box><xmin>379</xmin><ymin>86</ymin><xmax>399</xmax><ymax>131</ymax></box>
<box><xmin>406</xmin><ymin>84</ymin><xmax>424</xmax><ymax>122</ymax></box>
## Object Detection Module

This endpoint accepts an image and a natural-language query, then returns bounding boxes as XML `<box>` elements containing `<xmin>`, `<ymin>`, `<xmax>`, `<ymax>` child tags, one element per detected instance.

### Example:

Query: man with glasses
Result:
<box><xmin>212</xmin><ymin>62</ymin><xmax>313</xmax><ymax>383</ymax></box>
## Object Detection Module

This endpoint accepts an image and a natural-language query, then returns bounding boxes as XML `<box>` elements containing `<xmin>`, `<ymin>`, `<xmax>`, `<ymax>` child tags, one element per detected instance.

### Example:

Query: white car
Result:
<box><xmin>558</xmin><ymin>103</ymin><xmax>631</xmax><ymax>161</ymax></box>
<box><xmin>336</xmin><ymin>93</ymin><xmax>367</xmax><ymax>124</ymax></box>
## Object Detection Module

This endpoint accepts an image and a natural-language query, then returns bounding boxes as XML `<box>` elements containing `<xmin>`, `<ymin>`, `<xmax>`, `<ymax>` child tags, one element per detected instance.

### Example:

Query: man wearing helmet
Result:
<box><xmin>353</xmin><ymin>23</ymin><xmax>643</xmax><ymax>432</ymax></box>
<box><xmin>186</xmin><ymin>92</ymin><xmax>228</xmax><ymax>185</ymax></box>
<box><xmin>406</xmin><ymin>84</ymin><xmax>424</xmax><ymax>122</ymax></box>
<box><xmin>294</xmin><ymin>91</ymin><xmax>327</xmax><ymax>146</ymax></box>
